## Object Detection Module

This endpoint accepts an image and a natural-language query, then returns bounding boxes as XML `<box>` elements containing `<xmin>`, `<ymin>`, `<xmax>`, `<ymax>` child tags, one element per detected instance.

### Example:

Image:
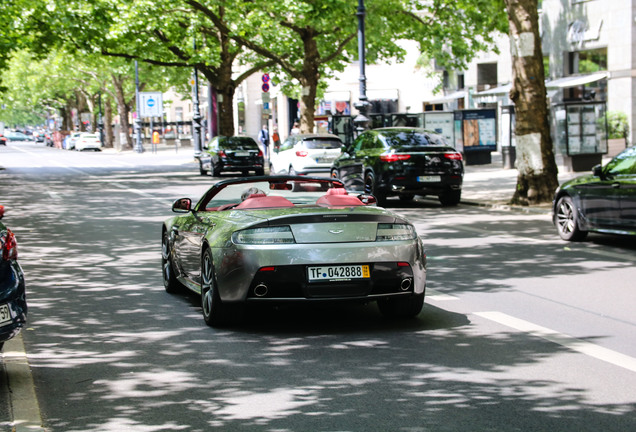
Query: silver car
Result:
<box><xmin>162</xmin><ymin>176</ymin><xmax>426</xmax><ymax>327</ymax></box>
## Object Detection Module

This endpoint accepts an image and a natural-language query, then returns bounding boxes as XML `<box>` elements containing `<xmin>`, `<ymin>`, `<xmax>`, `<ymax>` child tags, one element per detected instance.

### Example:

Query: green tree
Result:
<box><xmin>231</xmin><ymin>0</ymin><xmax>509</xmax><ymax>133</ymax></box>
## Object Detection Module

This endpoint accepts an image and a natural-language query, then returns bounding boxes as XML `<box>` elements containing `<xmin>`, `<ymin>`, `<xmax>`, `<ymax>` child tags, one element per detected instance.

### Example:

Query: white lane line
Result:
<box><xmin>2</xmin><ymin>334</ymin><xmax>45</xmax><ymax>431</ymax></box>
<box><xmin>426</xmin><ymin>289</ymin><xmax>459</xmax><ymax>301</ymax></box>
<box><xmin>476</xmin><ymin>311</ymin><xmax>636</xmax><ymax>373</ymax></box>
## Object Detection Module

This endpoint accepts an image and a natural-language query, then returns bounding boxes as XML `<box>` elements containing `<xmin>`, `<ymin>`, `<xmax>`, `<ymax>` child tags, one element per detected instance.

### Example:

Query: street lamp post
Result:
<box><xmin>353</xmin><ymin>0</ymin><xmax>370</xmax><ymax>134</ymax></box>
<box><xmin>192</xmin><ymin>39</ymin><xmax>203</xmax><ymax>157</ymax></box>
<box><xmin>97</xmin><ymin>91</ymin><xmax>104</xmax><ymax>148</ymax></box>
<box><xmin>134</xmin><ymin>61</ymin><xmax>144</xmax><ymax>153</ymax></box>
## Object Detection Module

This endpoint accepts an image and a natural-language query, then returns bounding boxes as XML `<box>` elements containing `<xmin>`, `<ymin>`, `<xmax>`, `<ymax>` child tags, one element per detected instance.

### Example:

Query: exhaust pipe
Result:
<box><xmin>254</xmin><ymin>283</ymin><xmax>269</xmax><ymax>297</ymax></box>
<box><xmin>400</xmin><ymin>278</ymin><xmax>412</xmax><ymax>291</ymax></box>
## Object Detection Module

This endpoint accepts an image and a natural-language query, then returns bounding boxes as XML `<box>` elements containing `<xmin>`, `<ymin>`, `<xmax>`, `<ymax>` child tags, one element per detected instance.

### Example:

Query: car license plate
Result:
<box><xmin>234</xmin><ymin>152</ymin><xmax>249</xmax><ymax>157</ymax></box>
<box><xmin>418</xmin><ymin>175</ymin><xmax>441</xmax><ymax>182</ymax></box>
<box><xmin>0</xmin><ymin>304</ymin><xmax>12</xmax><ymax>327</ymax></box>
<box><xmin>308</xmin><ymin>265</ymin><xmax>370</xmax><ymax>282</ymax></box>
<box><xmin>315</xmin><ymin>157</ymin><xmax>334</xmax><ymax>163</ymax></box>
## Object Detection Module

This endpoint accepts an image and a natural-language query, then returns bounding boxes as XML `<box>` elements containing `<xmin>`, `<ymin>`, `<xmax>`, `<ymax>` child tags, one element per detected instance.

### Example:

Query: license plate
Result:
<box><xmin>234</xmin><ymin>152</ymin><xmax>249</xmax><ymax>157</ymax></box>
<box><xmin>308</xmin><ymin>265</ymin><xmax>370</xmax><ymax>282</ymax></box>
<box><xmin>418</xmin><ymin>175</ymin><xmax>441</xmax><ymax>182</ymax></box>
<box><xmin>0</xmin><ymin>304</ymin><xmax>12</xmax><ymax>327</ymax></box>
<box><xmin>315</xmin><ymin>157</ymin><xmax>334</xmax><ymax>163</ymax></box>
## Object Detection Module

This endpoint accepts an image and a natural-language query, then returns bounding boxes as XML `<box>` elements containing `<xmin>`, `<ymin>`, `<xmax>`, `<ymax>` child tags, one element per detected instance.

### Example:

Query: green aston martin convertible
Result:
<box><xmin>162</xmin><ymin>176</ymin><xmax>427</xmax><ymax>327</ymax></box>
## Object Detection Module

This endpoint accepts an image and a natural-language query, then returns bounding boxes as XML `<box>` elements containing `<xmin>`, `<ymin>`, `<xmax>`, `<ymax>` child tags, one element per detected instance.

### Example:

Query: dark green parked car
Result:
<box><xmin>553</xmin><ymin>146</ymin><xmax>636</xmax><ymax>241</ymax></box>
<box><xmin>331</xmin><ymin>127</ymin><xmax>464</xmax><ymax>206</ymax></box>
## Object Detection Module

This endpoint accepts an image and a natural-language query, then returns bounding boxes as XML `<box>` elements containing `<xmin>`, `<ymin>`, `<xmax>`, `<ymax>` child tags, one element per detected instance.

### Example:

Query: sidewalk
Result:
<box><xmin>460</xmin><ymin>151</ymin><xmax>588</xmax><ymax>213</ymax></box>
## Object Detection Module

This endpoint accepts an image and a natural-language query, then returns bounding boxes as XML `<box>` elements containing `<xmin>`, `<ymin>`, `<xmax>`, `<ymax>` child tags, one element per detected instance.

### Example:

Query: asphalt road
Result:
<box><xmin>1</xmin><ymin>142</ymin><xmax>636</xmax><ymax>431</ymax></box>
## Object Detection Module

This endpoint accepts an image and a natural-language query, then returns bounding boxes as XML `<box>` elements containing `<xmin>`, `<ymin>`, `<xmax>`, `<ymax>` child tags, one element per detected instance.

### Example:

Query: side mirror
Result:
<box><xmin>357</xmin><ymin>194</ymin><xmax>377</xmax><ymax>206</ymax></box>
<box><xmin>592</xmin><ymin>164</ymin><xmax>604</xmax><ymax>178</ymax></box>
<box><xmin>172</xmin><ymin>198</ymin><xmax>192</xmax><ymax>213</ymax></box>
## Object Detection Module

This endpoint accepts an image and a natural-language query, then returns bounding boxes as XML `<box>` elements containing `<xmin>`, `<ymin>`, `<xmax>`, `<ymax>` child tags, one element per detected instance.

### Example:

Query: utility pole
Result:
<box><xmin>353</xmin><ymin>0</ymin><xmax>370</xmax><ymax>134</ymax></box>
<box><xmin>192</xmin><ymin>39</ymin><xmax>203</xmax><ymax>157</ymax></box>
<box><xmin>134</xmin><ymin>61</ymin><xmax>144</xmax><ymax>153</ymax></box>
<box><xmin>97</xmin><ymin>91</ymin><xmax>104</xmax><ymax>148</ymax></box>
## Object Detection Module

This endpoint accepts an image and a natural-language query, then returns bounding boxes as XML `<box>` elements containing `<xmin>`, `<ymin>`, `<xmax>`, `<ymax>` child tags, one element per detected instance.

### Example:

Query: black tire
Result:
<box><xmin>399</xmin><ymin>194</ymin><xmax>415</xmax><ymax>202</ymax></box>
<box><xmin>201</xmin><ymin>248</ymin><xmax>242</xmax><ymax>327</ymax></box>
<box><xmin>439</xmin><ymin>189</ymin><xmax>461</xmax><ymax>206</ymax></box>
<box><xmin>255</xmin><ymin>168</ymin><xmax>264</xmax><ymax>176</ymax></box>
<box><xmin>378</xmin><ymin>293</ymin><xmax>424</xmax><ymax>319</ymax></box>
<box><xmin>209</xmin><ymin>162</ymin><xmax>218</xmax><ymax>177</ymax></box>
<box><xmin>364</xmin><ymin>172</ymin><xmax>387</xmax><ymax>206</ymax></box>
<box><xmin>162</xmin><ymin>231</ymin><xmax>184</xmax><ymax>294</ymax></box>
<box><xmin>555</xmin><ymin>195</ymin><xmax>588</xmax><ymax>241</ymax></box>
<box><xmin>199</xmin><ymin>161</ymin><xmax>208</xmax><ymax>176</ymax></box>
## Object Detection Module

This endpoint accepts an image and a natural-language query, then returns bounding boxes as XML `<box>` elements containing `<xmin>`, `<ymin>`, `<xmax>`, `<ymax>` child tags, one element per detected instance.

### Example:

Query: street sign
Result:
<box><xmin>262</xmin><ymin>73</ymin><xmax>270</xmax><ymax>83</ymax></box>
<box><xmin>261</xmin><ymin>83</ymin><xmax>270</xmax><ymax>93</ymax></box>
<box><xmin>139</xmin><ymin>92</ymin><xmax>163</xmax><ymax>118</ymax></box>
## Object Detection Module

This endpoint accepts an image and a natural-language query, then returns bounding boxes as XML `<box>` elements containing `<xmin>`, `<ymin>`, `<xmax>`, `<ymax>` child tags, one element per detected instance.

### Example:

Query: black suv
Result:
<box><xmin>331</xmin><ymin>127</ymin><xmax>464</xmax><ymax>206</ymax></box>
<box><xmin>198</xmin><ymin>136</ymin><xmax>265</xmax><ymax>177</ymax></box>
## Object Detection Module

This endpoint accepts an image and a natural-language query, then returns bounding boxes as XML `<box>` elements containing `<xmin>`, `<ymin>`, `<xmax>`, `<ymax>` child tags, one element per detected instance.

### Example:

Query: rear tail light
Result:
<box><xmin>1</xmin><ymin>229</ymin><xmax>18</xmax><ymax>260</ymax></box>
<box><xmin>444</xmin><ymin>152</ymin><xmax>463</xmax><ymax>161</ymax></box>
<box><xmin>232</xmin><ymin>226</ymin><xmax>296</xmax><ymax>245</ymax></box>
<box><xmin>219</xmin><ymin>150</ymin><xmax>227</xmax><ymax>158</ymax></box>
<box><xmin>296</xmin><ymin>150</ymin><xmax>309</xmax><ymax>157</ymax></box>
<box><xmin>257</xmin><ymin>149</ymin><xmax>264</xmax><ymax>157</ymax></box>
<box><xmin>380</xmin><ymin>154</ymin><xmax>411</xmax><ymax>162</ymax></box>
<box><xmin>376</xmin><ymin>223</ymin><xmax>417</xmax><ymax>241</ymax></box>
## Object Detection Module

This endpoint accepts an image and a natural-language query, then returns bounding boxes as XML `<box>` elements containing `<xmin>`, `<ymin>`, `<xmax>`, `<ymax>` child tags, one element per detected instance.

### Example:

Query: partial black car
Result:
<box><xmin>197</xmin><ymin>136</ymin><xmax>265</xmax><ymax>177</ymax></box>
<box><xmin>0</xmin><ymin>205</ymin><xmax>27</xmax><ymax>351</ymax></box>
<box><xmin>331</xmin><ymin>127</ymin><xmax>464</xmax><ymax>206</ymax></box>
<box><xmin>553</xmin><ymin>146</ymin><xmax>636</xmax><ymax>241</ymax></box>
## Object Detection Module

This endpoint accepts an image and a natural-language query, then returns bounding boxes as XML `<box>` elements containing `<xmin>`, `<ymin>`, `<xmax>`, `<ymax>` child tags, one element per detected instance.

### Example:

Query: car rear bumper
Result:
<box><xmin>211</xmin><ymin>238</ymin><xmax>426</xmax><ymax>302</ymax></box>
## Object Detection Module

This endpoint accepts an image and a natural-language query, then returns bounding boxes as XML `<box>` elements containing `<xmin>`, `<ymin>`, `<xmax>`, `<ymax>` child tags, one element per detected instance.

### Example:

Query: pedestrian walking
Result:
<box><xmin>258</xmin><ymin>125</ymin><xmax>269</xmax><ymax>158</ymax></box>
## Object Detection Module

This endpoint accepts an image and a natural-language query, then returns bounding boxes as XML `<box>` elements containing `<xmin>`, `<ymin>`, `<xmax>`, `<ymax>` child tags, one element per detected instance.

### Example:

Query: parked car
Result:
<box><xmin>0</xmin><ymin>134</ymin><xmax>7</xmax><ymax>146</ymax></box>
<box><xmin>74</xmin><ymin>133</ymin><xmax>103</xmax><ymax>151</ymax></box>
<box><xmin>331</xmin><ymin>127</ymin><xmax>464</xmax><ymax>206</ymax></box>
<box><xmin>5</xmin><ymin>131</ymin><xmax>31</xmax><ymax>142</ymax></box>
<box><xmin>64</xmin><ymin>132</ymin><xmax>82</xmax><ymax>150</ymax></box>
<box><xmin>269</xmin><ymin>133</ymin><xmax>344</xmax><ymax>175</ymax></box>
<box><xmin>197</xmin><ymin>136</ymin><xmax>264</xmax><ymax>177</ymax></box>
<box><xmin>553</xmin><ymin>146</ymin><xmax>636</xmax><ymax>241</ymax></box>
<box><xmin>162</xmin><ymin>176</ymin><xmax>426</xmax><ymax>327</ymax></box>
<box><xmin>0</xmin><ymin>205</ymin><xmax>27</xmax><ymax>351</ymax></box>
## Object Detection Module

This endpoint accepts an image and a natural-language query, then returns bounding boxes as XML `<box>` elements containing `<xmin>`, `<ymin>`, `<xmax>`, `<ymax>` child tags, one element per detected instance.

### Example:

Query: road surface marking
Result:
<box><xmin>426</xmin><ymin>289</ymin><xmax>459</xmax><ymax>301</ymax></box>
<box><xmin>476</xmin><ymin>311</ymin><xmax>636</xmax><ymax>373</ymax></box>
<box><xmin>2</xmin><ymin>334</ymin><xmax>45</xmax><ymax>431</ymax></box>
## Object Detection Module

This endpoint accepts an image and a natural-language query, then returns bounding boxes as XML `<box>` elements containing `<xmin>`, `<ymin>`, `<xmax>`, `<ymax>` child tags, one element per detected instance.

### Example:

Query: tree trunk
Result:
<box><xmin>104</xmin><ymin>94</ymin><xmax>114</xmax><ymax>148</ymax></box>
<box><xmin>112</xmin><ymin>75</ymin><xmax>133</xmax><ymax>150</ymax></box>
<box><xmin>504</xmin><ymin>0</ymin><xmax>559</xmax><ymax>205</ymax></box>
<box><xmin>297</xmin><ymin>33</ymin><xmax>320</xmax><ymax>134</ymax></box>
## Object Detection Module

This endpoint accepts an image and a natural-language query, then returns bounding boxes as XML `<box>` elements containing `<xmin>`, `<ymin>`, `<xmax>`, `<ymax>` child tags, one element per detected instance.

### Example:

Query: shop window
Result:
<box><xmin>568</xmin><ymin>48</ymin><xmax>607</xmax><ymax>75</ymax></box>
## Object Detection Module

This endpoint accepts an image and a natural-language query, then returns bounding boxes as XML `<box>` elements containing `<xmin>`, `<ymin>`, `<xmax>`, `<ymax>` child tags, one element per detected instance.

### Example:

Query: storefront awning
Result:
<box><xmin>545</xmin><ymin>71</ymin><xmax>609</xmax><ymax>88</ymax></box>
<box><xmin>473</xmin><ymin>83</ymin><xmax>512</xmax><ymax>97</ymax></box>
<box><xmin>427</xmin><ymin>90</ymin><xmax>466</xmax><ymax>104</ymax></box>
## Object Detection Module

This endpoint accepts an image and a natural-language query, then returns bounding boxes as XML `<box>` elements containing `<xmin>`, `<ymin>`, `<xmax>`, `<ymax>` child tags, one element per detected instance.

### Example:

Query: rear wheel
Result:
<box><xmin>255</xmin><ymin>168</ymin><xmax>264</xmax><ymax>176</ymax></box>
<box><xmin>201</xmin><ymin>248</ymin><xmax>242</xmax><ymax>327</ymax></box>
<box><xmin>364</xmin><ymin>172</ymin><xmax>387</xmax><ymax>206</ymax></box>
<box><xmin>162</xmin><ymin>231</ymin><xmax>184</xmax><ymax>294</ymax></box>
<box><xmin>399</xmin><ymin>194</ymin><xmax>414</xmax><ymax>202</ymax></box>
<box><xmin>439</xmin><ymin>189</ymin><xmax>461</xmax><ymax>206</ymax></box>
<box><xmin>199</xmin><ymin>161</ymin><xmax>208</xmax><ymax>176</ymax></box>
<box><xmin>378</xmin><ymin>294</ymin><xmax>424</xmax><ymax>319</ymax></box>
<box><xmin>555</xmin><ymin>195</ymin><xmax>588</xmax><ymax>241</ymax></box>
